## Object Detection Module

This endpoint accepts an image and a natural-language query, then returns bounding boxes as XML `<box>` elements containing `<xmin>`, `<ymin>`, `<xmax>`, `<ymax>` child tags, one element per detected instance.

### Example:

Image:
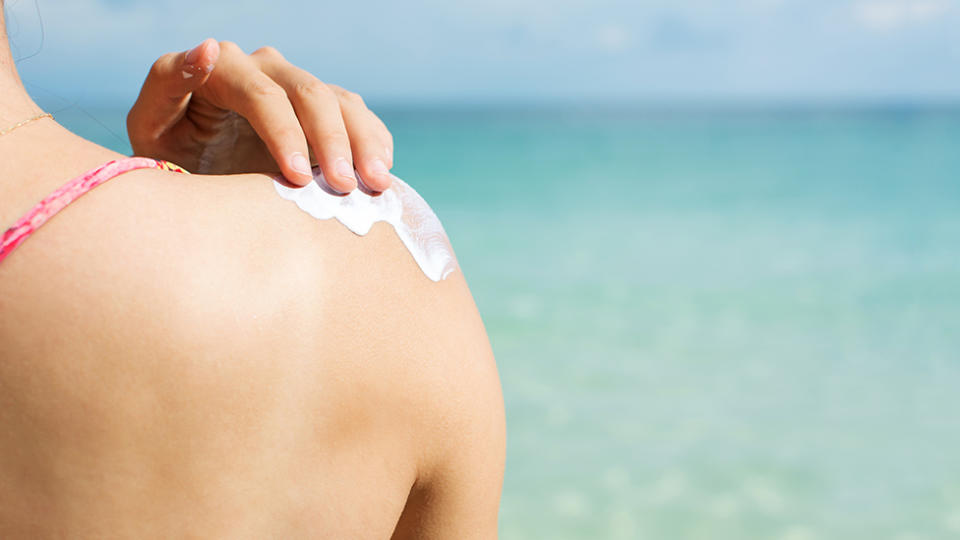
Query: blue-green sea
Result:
<box><xmin>63</xmin><ymin>104</ymin><xmax>960</xmax><ymax>539</ymax></box>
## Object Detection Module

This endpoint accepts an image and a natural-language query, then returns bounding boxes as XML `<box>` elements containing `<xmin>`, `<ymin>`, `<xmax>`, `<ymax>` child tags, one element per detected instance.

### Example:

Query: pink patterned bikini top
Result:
<box><xmin>0</xmin><ymin>157</ymin><xmax>188</xmax><ymax>265</ymax></box>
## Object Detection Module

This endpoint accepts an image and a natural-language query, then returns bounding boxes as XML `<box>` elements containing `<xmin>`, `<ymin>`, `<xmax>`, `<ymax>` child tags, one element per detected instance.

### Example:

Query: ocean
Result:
<box><xmin>60</xmin><ymin>104</ymin><xmax>960</xmax><ymax>539</ymax></box>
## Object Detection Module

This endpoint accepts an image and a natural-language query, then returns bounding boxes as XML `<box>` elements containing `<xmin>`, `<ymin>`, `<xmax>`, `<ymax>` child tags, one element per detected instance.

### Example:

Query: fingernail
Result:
<box><xmin>317</xmin><ymin>176</ymin><xmax>347</xmax><ymax>196</ymax></box>
<box><xmin>334</xmin><ymin>157</ymin><xmax>357</xmax><ymax>184</ymax></box>
<box><xmin>290</xmin><ymin>152</ymin><xmax>313</xmax><ymax>177</ymax></box>
<box><xmin>185</xmin><ymin>42</ymin><xmax>205</xmax><ymax>65</ymax></box>
<box><xmin>355</xmin><ymin>172</ymin><xmax>380</xmax><ymax>196</ymax></box>
<box><xmin>370</xmin><ymin>158</ymin><xmax>389</xmax><ymax>177</ymax></box>
<box><xmin>385</xmin><ymin>146</ymin><xmax>393</xmax><ymax>161</ymax></box>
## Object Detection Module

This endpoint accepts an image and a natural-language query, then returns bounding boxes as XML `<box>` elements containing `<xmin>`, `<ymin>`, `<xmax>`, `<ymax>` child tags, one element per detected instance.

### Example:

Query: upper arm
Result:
<box><xmin>255</xmin><ymin>172</ymin><xmax>506</xmax><ymax>537</ymax></box>
<box><xmin>386</xmin><ymin>271</ymin><xmax>506</xmax><ymax>540</ymax></box>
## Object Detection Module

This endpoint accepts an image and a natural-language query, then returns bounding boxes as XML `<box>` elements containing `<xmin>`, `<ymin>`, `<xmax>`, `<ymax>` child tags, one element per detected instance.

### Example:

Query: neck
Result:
<box><xmin>0</xmin><ymin>9</ymin><xmax>44</xmax><ymax>127</ymax></box>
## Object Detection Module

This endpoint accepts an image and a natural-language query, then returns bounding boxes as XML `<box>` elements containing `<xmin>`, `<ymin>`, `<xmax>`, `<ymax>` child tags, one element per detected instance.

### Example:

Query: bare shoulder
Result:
<box><xmin>0</xmin><ymin>165</ymin><xmax>504</xmax><ymax>536</ymax></box>
<box><xmin>2</xmin><ymin>164</ymin><xmax>497</xmax><ymax>419</ymax></box>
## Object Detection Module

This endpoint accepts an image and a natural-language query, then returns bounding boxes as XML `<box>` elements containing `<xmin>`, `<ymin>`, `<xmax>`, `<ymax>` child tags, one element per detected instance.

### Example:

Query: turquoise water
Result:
<box><xmin>64</xmin><ymin>104</ymin><xmax>960</xmax><ymax>539</ymax></box>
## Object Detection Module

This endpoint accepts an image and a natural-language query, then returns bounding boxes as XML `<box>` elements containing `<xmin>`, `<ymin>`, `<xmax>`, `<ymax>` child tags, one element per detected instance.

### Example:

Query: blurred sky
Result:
<box><xmin>4</xmin><ymin>0</ymin><xmax>960</xmax><ymax>105</ymax></box>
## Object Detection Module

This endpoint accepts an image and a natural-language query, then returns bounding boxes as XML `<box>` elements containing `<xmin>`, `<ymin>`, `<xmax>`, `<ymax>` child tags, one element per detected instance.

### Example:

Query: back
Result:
<box><xmin>0</xmin><ymin>132</ymin><xmax>504</xmax><ymax>538</ymax></box>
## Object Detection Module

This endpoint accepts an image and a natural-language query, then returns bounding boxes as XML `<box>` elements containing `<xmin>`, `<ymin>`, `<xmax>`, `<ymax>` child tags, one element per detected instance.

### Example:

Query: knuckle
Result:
<box><xmin>292</xmin><ymin>79</ymin><xmax>334</xmax><ymax>101</ymax></box>
<box><xmin>218</xmin><ymin>40</ymin><xmax>241</xmax><ymax>54</ymax></box>
<box><xmin>342</xmin><ymin>90</ymin><xmax>365</xmax><ymax>106</ymax></box>
<box><xmin>149</xmin><ymin>53</ymin><xmax>178</xmax><ymax>76</ymax></box>
<box><xmin>252</xmin><ymin>45</ymin><xmax>283</xmax><ymax>59</ymax></box>
<box><xmin>316</xmin><ymin>129</ymin><xmax>351</xmax><ymax>146</ymax></box>
<box><xmin>273</xmin><ymin>125</ymin><xmax>305</xmax><ymax>143</ymax></box>
<box><xmin>244</xmin><ymin>78</ymin><xmax>287</xmax><ymax>100</ymax></box>
<box><xmin>330</xmin><ymin>85</ymin><xmax>365</xmax><ymax>107</ymax></box>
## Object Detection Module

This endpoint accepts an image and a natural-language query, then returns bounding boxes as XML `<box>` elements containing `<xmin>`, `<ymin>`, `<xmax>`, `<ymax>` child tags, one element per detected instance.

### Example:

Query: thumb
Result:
<box><xmin>128</xmin><ymin>38</ymin><xmax>221</xmax><ymax>144</ymax></box>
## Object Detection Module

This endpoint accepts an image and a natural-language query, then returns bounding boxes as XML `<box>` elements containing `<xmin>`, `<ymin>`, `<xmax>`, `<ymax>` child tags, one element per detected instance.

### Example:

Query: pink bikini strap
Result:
<box><xmin>0</xmin><ymin>157</ymin><xmax>188</xmax><ymax>265</ymax></box>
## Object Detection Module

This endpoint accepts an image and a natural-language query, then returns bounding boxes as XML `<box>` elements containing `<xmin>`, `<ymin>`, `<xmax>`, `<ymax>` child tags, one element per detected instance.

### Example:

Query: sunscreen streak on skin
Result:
<box><xmin>272</xmin><ymin>168</ymin><xmax>458</xmax><ymax>282</ymax></box>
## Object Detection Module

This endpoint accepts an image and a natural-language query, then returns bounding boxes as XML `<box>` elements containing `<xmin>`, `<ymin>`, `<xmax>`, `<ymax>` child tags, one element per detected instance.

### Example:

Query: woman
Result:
<box><xmin>0</xmin><ymin>5</ymin><xmax>504</xmax><ymax>539</ymax></box>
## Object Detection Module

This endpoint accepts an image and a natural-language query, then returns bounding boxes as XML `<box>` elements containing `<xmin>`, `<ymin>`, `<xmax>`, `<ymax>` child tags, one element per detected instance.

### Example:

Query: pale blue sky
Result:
<box><xmin>5</xmin><ymin>0</ymin><xmax>960</xmax><ymax>106</ymax></box>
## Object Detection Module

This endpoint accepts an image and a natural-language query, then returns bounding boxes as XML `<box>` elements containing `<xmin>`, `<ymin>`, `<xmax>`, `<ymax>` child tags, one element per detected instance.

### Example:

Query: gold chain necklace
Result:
<box><xmin>0</xmin><ymin>112</ymin><xmax>53</xmax><ymax>137</ymax></box>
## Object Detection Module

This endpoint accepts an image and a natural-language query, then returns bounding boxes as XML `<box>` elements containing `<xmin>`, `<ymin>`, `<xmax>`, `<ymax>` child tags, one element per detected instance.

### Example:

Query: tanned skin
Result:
<box><xmin>0</xmin><ymin>9</ymin><xmax>505</xmax><ymax>538</ymax></box>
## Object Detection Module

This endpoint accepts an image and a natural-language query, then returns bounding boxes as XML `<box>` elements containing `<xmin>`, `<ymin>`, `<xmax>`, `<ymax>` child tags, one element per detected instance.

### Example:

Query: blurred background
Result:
<box><xmin>6</xmin><ymin>0</ymin><xmax>960</xmax><ymax>538</ymax></box>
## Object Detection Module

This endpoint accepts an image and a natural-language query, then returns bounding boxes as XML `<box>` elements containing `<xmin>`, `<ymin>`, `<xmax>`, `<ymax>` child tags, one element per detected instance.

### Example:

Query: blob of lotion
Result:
<box><xmin>272</xmin><ymin>168</ymin><xmax>458</xmax><ymax>282</ymax></box>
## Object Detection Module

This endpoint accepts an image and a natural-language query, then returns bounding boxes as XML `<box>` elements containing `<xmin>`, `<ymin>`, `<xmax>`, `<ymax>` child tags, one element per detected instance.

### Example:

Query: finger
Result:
<box><xmin>375</xmin><ymin>114</ymin><xmax>395</xmax><ymax>169</ymax></box>
<box><xmin>208</xmin><ymin>42</ymin><xmax>314</xmax><ymax>186</ymax></box>
<box><xmin>330</xmin><ymin>85</ymin><xmax>395</xmax><ymax>193</ymax></box>
<box><xmin>127</xmin><ymin>38</ymin><xmax>220</xmax><ymax>145</ymax></box>
<box><xmin>252</xmin><ymin>47</ymin><xmax>358</xmax><ymax>194</ymax></box>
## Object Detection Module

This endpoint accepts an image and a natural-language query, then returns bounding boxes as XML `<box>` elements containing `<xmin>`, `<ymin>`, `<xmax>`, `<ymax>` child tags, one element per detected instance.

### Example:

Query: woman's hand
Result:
<box><xmin>127</xmin><ymin>39</ymin><xmax>395</xmax><ymax>194</ymax></box>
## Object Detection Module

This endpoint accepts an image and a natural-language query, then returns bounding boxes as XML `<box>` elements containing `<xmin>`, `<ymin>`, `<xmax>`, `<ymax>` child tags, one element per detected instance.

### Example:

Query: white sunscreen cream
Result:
<box><xmin>272</xmin><ymin>169</ymin><xmax>458</xmax><ymax>282</ymax></box>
